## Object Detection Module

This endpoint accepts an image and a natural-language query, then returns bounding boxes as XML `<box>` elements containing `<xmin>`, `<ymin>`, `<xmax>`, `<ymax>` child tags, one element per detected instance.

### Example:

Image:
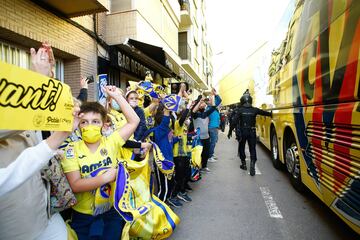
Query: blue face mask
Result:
<box><xmin>112</xmin><ymin>99</ymin><xmax>121</xmax><ymax>111</ymax></box>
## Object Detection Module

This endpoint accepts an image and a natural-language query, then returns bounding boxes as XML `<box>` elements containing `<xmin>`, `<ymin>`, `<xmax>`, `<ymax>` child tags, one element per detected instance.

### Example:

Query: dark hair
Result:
<box><xmin>154</xmin><ymin>103</ymin><xmax>175</xmax><ymax>130</ymax></box>
<box><xmin>80</xmin><ymin>102</ymin><xmax>108</xmax><ymax>123</ymax></box>
<box><xmin>169</xmin><ymin>113</ymin><xmax>175</xmax><ymax>130</ymax></box>
<box><xmin>154</xmin><ymin>103</ymin><xmax>165</xmax><ymax>126</ymax></box>
<box><xmin>190</xmin><ymin>95</ymin><xmax>203</xmax><ymax>112</ymax></box>
<box><xmin>143</xmin><ymin>95</ymin><xmax>151</xmax><ymax>108</ymax></box>
<box><xmin>177</xmin><ymin>109</ymin><xmax>187</xmax><ymax>119</ymax></box>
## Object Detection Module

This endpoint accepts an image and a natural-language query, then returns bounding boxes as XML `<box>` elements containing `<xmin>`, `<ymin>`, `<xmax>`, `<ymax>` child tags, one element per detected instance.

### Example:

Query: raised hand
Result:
<box><xmin>72</xmin><ymin>99</ymin><xmax>83</xmax><ymax>131</ymax></box>
<box><xmin>186</xmin><ymin>100</ymin><xmax>193</xmax><ymax>109</ymax></box>
<box><xmin>211</xmin><ymin>87</ymin><xmax>217</xmax><ymax>96</ymax></box>
<box><xmin>80</xmin><ymin>77</ymin><xmax>89</xmax><ymax>89</ymax></box>
<box><xmin>103</xmin><ymin>86</ymin><xmax>124</xmax><ymax>99</ymax></box>
<box><xmin>42</xmin><ymin>42</ymin><xmax>55</xmax><ymax>65</ymax></box>
<box><xmin>180</xmin><ymin>83</ymin><xmax>187</xmax><ymax>92</ymax></box>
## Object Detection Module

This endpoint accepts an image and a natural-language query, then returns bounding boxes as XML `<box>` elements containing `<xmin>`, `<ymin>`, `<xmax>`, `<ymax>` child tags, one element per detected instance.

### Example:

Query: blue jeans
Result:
<box><xmin>71</xmin><ymin>208</ymin><xmax>125</xmax><ymax>240</ymax></box>
<box><xmin>209</xmin><ymin>128</ymin><xmax>219</xmax><ymax>158</ymax></box>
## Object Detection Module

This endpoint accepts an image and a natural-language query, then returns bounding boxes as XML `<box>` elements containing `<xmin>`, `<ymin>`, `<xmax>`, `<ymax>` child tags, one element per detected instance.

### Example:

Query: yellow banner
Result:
<box><xmin>0</xmin><ymin>61</ymin><xmax>74</xmax><ymax>131</ymax></box>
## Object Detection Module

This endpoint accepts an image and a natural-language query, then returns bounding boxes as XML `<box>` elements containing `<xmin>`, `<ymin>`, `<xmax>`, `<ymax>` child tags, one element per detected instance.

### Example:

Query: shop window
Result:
<box><xmin>108</xmin><ymin>68</ymin><xmax>121</xmax><ymax>87</ymax></box>
<box><xmin>55</xmin><ymin>59</ymin><xmax>64</xmax><ymax>82</ymax></box>
<box><xmin>0</xmin><ymin>41</ymin><xmax>64</xmax><ymax>82</ymax></box>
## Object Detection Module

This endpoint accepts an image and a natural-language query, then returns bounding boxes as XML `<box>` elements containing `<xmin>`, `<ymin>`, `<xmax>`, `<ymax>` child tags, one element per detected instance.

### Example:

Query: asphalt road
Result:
<box><xmin>170</xmin><ymin>131</ymin><xmax>359</xmax><ymax>240</ymax></box>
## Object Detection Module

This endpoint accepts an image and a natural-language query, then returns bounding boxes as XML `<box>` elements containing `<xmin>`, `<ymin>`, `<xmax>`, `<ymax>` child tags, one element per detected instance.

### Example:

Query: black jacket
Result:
<box><xmin>229</xmin><ymin>106</ymin><xmax>271</xmax><ymax>134</ymax></box>
<box><xmin>77</xmin><ymin>88</ymin><xmax>88</xmax><ymax>102</ymax></box>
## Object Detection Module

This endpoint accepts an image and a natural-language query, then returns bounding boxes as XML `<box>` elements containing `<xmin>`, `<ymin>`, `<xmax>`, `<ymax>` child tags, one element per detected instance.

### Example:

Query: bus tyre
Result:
<box><xmin>285</xmin><ymin>140</ymin><xmax>304</xmax><ymax>192</ymax></box>
<box><xmin>270</xmin><ymin>130</ymin><xmax>282</xmax><ymax>169</ymax></box>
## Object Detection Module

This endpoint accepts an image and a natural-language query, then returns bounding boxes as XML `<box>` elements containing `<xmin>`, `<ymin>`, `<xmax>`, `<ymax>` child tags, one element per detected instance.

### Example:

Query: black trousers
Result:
<box><xmin>173</xmin><ymin>156</ymin><xmax>190</xmax><ymax>195</ymax></box>
<box><xmin>238</xmin><ymin>128</ymin><xmax>257</xmax><ymax>163</ymax></box>
<box><xmin>153</xmin><ymin>161</ymin><xmax>175</xmax><ymax>202</ymax></box>
<box><xmin>200</xmin><ymin>138</ymin><xmax>210</xmax><ymax>168</ymax></box>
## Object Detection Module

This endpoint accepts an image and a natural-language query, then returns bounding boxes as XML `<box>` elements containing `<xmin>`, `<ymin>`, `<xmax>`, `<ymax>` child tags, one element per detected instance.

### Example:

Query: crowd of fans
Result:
<box><xmin>0</xmin><ymin>43</ymin><xmax>222</xmax><ymax>240</ymax></box>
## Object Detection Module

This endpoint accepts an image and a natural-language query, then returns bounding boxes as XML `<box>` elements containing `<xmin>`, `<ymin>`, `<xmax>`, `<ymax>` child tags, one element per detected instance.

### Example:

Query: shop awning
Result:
<box><xmin>31</xmin><ymin>0</ymin><xmax>109</xmax><ymax>17</ymax></box>
<box><xmin>127</xmin><ymin>39</ymin><xmax>181</xmax><ymax>78</ymax></box>
<box><xmin>110</xmin><ymin>39</ymin><xmax>197</xmax><ymax>86</ymax></box>
<box><xmin>110</xmin><ymin>40</ymin><xmax>174</xmax><ymax>79</ymax></box>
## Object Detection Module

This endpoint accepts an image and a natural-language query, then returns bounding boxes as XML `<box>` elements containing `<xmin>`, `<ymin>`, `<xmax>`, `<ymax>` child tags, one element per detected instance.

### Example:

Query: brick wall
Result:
<box><xmin>97</xmin><ymin>13</ymin><xmax>107</xmax><ymax>41</ymax></box>
<box><xmin>0</xmin><ymin>0</ymin><xmax>98</xmax><ymax>99</ymax></box>
<box><xmin>106</xmin><ymin>11</ymin><xmax>137</xmax><ymax>45</ymax></box>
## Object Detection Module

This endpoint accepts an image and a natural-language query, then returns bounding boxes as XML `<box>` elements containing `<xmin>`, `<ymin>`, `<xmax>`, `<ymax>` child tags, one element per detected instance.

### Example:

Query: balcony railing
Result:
<box><xmin>179</xmin><ymin>43</ymin><xmax>191</xmax><ymax>60</ymax></box>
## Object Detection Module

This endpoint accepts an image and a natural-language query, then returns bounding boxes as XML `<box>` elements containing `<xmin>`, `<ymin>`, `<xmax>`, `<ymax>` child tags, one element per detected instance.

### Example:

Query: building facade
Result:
<box><xmin>104</xmin><ymin>0</ymin><xmax>213</xmax><ymax>95</ymax></box>
<box><xmin>178</xmin><ymin>0</ymin><xmax>213</xmax><ymax>91</ymax></box>
<box><xmin>0</xmin><ymin>0</ymin><xmax>212</xmax><ymax>100</ymax></box>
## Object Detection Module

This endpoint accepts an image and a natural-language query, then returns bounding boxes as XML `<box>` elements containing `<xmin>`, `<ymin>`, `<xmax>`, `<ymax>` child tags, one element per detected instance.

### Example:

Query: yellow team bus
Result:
<box><xmin>257</xmin><ymin>0</ymin><xmax>360</xmax><ymax>234</ymax></box>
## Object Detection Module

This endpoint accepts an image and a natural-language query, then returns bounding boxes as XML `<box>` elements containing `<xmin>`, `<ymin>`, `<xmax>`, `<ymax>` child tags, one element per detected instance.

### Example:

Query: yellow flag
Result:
<box><xmin>128</xmin><ymin>81</ymin><xmax>138</xmax><ymax>91</ymax></box>
<box><xmin>0</xmin><ymin>61</ymin><xmax>74</xmax><ymax>131</ymax></box>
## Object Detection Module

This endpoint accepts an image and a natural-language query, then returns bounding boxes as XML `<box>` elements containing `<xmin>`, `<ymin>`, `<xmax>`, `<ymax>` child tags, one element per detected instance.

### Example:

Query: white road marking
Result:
<box><xmin>255</xmin><ymin>163</ymin><xmax>261</xmax><ymax>175</ymax></box>
<box><xmin>246</xmin><ymin>160</ymin><xmax>261</xmax><ymax>175</ymax></box>
<box><xmin>260</xmin><ymin>187</ymin><xmax>283</xmax><ymax>219</ymax></box>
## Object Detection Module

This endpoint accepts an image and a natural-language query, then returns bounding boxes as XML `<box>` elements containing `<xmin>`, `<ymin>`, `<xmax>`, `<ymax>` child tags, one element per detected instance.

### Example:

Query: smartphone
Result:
<box><xmin>86</xmin><ymin>75</ymin><xmax>94</xmax><ymax>84</ymax></box>
<box><xmin>171</xmin><ymin>82</ymin><xmax>189</xmax><ymax>94</ymax></box>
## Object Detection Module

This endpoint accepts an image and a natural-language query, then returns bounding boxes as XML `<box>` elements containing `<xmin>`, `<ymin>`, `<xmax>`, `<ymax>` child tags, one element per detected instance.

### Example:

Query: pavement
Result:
<box><xmin>170</xmin><ymin>130</ymin><xmax>359</xmax><ymax>240</ymax></box>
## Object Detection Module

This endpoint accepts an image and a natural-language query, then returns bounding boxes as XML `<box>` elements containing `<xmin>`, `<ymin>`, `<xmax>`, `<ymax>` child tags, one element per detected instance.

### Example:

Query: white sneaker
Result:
<box><xmin>208</xmin><ymin>157</ymin><xmax>217</xmax><ymax>163</ymax></box>
<box><xmin>201</xmin><ymin>167</ymin><xmax>211</xmax><ymax>173</ymax></box>
<box><xmin>213</xmin><ymin>155</ymin><xmax>218</xmax><ymax>160</ymax></box>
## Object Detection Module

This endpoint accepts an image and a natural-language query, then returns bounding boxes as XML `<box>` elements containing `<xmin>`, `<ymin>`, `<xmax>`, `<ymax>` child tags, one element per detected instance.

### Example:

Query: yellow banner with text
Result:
<box><xmin>0</xmin><ymin>61</ymin><xmax>74</xmax><ymax>131</ymax></box>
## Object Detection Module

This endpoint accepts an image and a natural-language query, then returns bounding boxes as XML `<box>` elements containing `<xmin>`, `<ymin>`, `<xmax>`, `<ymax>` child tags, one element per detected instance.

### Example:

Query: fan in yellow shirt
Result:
<box><xmin>108</xmin><ymin>108</ymin><xmax>127</xmax><ymax>131</ymax></box>
<box><xmin>142</xmin><ymin>97</ymin><xmax>161</xmax><ymax>142</ymax></box>
<box><xmin>172</xmin><ymin>101</ymin><xmax>193</xmax><ymax>203</ymax></box>
<box><xmin>62</xmin><ymin>132</ymin><xmax>125</xmax><ymax>215</ymax></box>
<box><xmin>61</xmin><ymin>85</ymin><xmax>140</xmax><ymax>240</ymax></box>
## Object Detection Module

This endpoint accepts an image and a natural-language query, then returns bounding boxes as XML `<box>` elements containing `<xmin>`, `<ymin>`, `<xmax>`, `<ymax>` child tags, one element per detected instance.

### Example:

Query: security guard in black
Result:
<box><xmin>228</xmin><ymin>91</ymin><xmax>272</xmax><ymax>176</ymax></box>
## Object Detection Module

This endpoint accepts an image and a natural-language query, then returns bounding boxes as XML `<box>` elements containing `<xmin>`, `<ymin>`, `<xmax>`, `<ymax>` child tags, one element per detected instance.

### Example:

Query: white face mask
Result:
<box><xmin>184</xmin><ymin>119</ymin><xmax>191</xmax><ymax>126</ymax></box>
<box><xmin>129</xmin><ymin>100</ymin><xmax>138</xmax><ymax>108</ymax></box>
<box><xmin>0</xmin><ymin>130</ymin><xmax>24</xmax><ymax>140</ymax></box>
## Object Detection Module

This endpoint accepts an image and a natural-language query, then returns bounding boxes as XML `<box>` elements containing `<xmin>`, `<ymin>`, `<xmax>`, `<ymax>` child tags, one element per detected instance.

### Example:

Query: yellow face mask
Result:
<box><xmin>81</xmin><ymin>125</ymin><xmax>102</xmax><ymax>143</ymax></box>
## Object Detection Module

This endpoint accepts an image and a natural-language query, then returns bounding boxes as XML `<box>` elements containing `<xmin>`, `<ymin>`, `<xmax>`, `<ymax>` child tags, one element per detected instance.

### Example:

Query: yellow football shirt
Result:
<box><xmin>144</xmin><ymin>106</ymin><xmax>155</xmax><ymax>129</ymax></box>
<box><xmin>108</xmin><ymin>109</ymin><xmax>127</xmax><ymax>130</ymax></box>
<box><xmin>61</xmin><ymin>132</ymin><xmax>125</xmax><ymax>215</ymax></box>
<box><xmin>173</xmin><ymin>120</ymin><xmax>188</xmax><ymax>157</ymax></box>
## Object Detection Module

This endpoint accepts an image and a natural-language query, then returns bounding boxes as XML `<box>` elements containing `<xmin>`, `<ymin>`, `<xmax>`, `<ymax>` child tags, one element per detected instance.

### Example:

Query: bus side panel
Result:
<box><xmin>291</xmin><ymin>0</ymin><xmax>360</xmax><ymax>232</ymax></box>
<box><xmin>302</xmin><ymin>102</ymin><xmax>360</xmax><ymax>230</ymax></box>
<box><xmin>256</xmin><ymin>111</ymin><xmax>272</xmax><ymax>150</ymax></box>
<box><xmin>262</xmin><ymin>0</ymin><xmax>360</xmax><ymax>233</ymax></box>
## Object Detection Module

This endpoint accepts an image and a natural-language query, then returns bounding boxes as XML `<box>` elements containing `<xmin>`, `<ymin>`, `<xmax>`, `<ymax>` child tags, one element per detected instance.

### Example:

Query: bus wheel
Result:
<box><xmin>270</xmin><ymin>130</ymin><xmax>282</xmax><ymax>169</ymax></box>
<box><xmin>285</xmin><ymin>141</ymin><xmax>304</xmax><ymax>192</ymax></box>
